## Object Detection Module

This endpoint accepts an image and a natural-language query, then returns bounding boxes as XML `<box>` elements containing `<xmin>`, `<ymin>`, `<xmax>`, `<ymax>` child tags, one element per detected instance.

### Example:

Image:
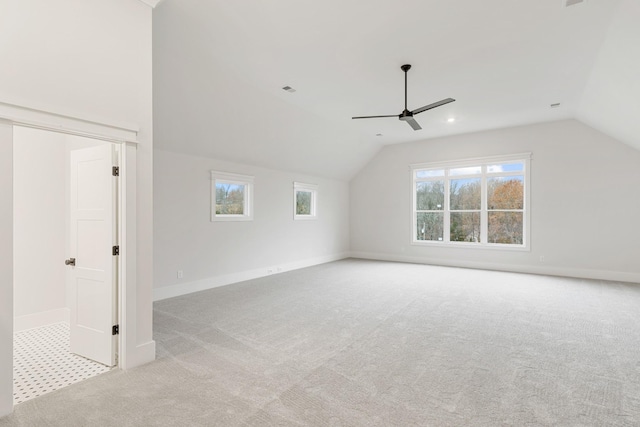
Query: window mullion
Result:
<box><xmin>412</xmin><ymin>180</ymin><xmax>417</xmax><ymax>241</ymax></box>
<box><xmin>411</xmin><ymin>156</ymin><xmax>528</xmax><ymax>249</ymax></box>
<box><xmin>444</xmin><ymin>171</ymin><xmax>451</xmax><ymax>243</ymax></box>
<box><xmin>481</xmin><ymin>166</ymin><xmax>488</xmax><ymax>244</ymax></box>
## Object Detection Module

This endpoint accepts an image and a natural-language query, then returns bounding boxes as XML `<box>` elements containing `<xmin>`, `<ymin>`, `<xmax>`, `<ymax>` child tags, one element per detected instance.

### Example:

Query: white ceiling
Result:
<box><xmin>153</xmin><ymin>0</ymin><xmax>639</xmax><ymax>180</ymax></box>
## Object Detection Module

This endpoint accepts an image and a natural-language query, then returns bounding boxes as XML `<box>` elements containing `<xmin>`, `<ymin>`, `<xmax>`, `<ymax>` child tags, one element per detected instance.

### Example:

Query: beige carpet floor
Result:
<box><xmin>2</xmin><ymin>259</ymin><xmax>640</xmax><ymax>426</ymax></box>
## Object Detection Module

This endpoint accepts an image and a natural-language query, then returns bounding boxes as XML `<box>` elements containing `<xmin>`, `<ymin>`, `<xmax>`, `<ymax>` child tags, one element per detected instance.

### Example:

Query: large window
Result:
<box><xmin>412</xmin><ymin>153</ymin><xmax>530</xmax><ymax>249</ymax></box>
<box><xmin>210</xmin><ymin>171</ymin><xmax>254</xmax><ymax>221</ymax></box>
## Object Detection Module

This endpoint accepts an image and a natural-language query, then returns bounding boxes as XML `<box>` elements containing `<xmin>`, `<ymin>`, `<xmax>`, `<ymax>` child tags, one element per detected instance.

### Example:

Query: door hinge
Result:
<box><xmin>112</xmin><ymin>245</ymin><xmax>120</xmax><ymax>256</ymax></box>
<box><xmin>112</xmin><ymin>166</ymin><xmax>119</xmax><ymax>177</ymax></box>
<box><xmin>112</xmin><ymin>325</ymin><xmax>119</xmax><ymax>335</ymax></box>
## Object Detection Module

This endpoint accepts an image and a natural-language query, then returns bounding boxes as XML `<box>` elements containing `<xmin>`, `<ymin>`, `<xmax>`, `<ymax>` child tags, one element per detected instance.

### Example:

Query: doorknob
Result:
<box><xmin>65</xmin><ymin>258</ymin><xmax>76</xmax><ymax>266</ymax></box>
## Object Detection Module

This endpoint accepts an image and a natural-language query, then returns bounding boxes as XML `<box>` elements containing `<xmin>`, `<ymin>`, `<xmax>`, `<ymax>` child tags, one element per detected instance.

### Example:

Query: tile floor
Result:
<box><xmin>13</xmin><ymin>322</ymin><xmax>113</xmax><ymax>404</ymax></box>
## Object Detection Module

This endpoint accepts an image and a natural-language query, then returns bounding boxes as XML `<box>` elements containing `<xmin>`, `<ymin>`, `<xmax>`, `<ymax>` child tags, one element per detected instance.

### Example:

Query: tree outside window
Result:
<box><xmin>210</xmin><ymin>171</ymin><xmax>254</xmax><ymax>221</ymax></box>
<box><xmin>294</xmin><ymin>182</ymin><xmax>317</xmax><ymax>220</ymax></box>
<box><xmin>216</xmin><ymin>183</ymin><xmax>245</xmax><ymax>215</ymax></box>
<box><xmin>412</xmin><ymin>155</ymin><xmax>530</xmax><ymax>248</ymax></box>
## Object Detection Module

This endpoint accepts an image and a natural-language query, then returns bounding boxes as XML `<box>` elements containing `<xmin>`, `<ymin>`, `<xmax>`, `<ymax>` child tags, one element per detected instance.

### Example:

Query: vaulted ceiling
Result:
<box><xmin>153</xmin><ymin>0</ymin><xmax>639</xmax><ymax>181</ymax></box>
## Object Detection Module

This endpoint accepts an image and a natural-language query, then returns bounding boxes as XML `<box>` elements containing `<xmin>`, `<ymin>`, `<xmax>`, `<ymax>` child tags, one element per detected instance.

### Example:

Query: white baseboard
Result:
<box><xmin>0</xmin><ymin>396</ymin><xmax>11</xmax><ymax>419</ymax></box>
<box><xmin>14</xmin><ymin>308</ymin><xmax>70</xmax><ymax>332</ymax></box>
<box><xmin>13</xmin><ymin>309</ymin><xmax>155</xmax><ymax>371</ymax></box>
<box><xmin>153</xmin><ymin>252</ymin><xmax>350</xmax><ymax>301</ymax></box>
<box><xmin>120</xmin><ymin>340</ymin><xmax>156</xmax><ymax>370</ymax></box>
<box><xmin>349</xmin><ymin>251</ymin><xmax>640</xmax><ymax>284</ymax></box>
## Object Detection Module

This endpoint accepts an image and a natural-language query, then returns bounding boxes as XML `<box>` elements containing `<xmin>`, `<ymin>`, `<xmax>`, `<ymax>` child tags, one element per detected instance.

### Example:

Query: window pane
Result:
<box><xmin>450</xmin><ymin>166</ymin><xmax>481</xmax><ymax>176</ymax></box>
<box><xmin>450</xmin><ymin>212</ymin><xmax>481</xmax><ymax>242</ymax></box>
<box><xmin>416</xmin><ymin>169</ymin><xmax>444</xmax><ymax>178</ymax></box>
<box><xmin>416</xmin><ymin>212</ymin><xmax>444</xmax><ymax>241</ymax></box>
<box><xmin>487</xmin><ymin>162</ymin><xmax>524</xmax><ymax>173</ymax></box>
<box><xmin>488</xmin><ymin>212</ymin><xmax>523</xmax><ymax>244</ymax></box>
<box><xmin>216</xmin><ymin>182</ymin><xmax>245</xmax><ymax>214</ymax></box>
<box><xmin>416</xmin><ymin>181</ymin><xmax>444</xmax><ymax>210</ymax></box>
<box><xmin>450</xmin><ymin>178</ymin><xmax>481</xmax><ymax>210</ymax></box>
<box><xmin>488</xmin><ymin>176</ymin><xmax>524</xmax><ymax>210</ymax></box>
<box><xmin>296</xmin><ymin>190</ymin><xmax>312</xmax><ymax>215</ymax></box>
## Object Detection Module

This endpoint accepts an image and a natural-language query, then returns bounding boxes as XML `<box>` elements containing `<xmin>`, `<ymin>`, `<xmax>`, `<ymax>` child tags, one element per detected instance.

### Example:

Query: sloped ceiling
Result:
<box><xmin>576</xmin><ymin>0</ymin><xmax>640</xmax><ymax>151</ymax></box>
<box><xmin>153</xmin><ymin>0</ymin><xmax>636</xmax><ymax>181</ymax></box>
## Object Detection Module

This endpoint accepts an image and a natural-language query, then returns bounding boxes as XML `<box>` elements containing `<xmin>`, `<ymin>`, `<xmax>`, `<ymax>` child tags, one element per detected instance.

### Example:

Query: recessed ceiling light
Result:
<box><xmin>447</xmin><ymin>118</ymin><xmax>456</xmax><ymax>123</ymax></box>
<box><xmin>282</xmin><ymin>86</ymin><xmax>296</xmax><ymax>93</ymax></box>
<box><xmin>550</xmin><ymin>103</ymin><xmax>561</xmax><ymax>108</ymax></box>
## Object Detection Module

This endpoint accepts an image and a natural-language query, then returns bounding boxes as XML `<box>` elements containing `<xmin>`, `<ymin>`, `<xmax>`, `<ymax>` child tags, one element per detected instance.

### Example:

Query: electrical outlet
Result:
<box><xmin>277</xmin><ymin>267</ymin><xmax>283</xmax><ymax>273</ymax></box>
<box><xmin>267</xmin><ymin>268</ymin><xmax>274</xmax><ymax>274</ymax></box>
<box><xmin>177</xmin><ymin>270</ymin><xmax>184</xmax><ymax>279</ymax></box>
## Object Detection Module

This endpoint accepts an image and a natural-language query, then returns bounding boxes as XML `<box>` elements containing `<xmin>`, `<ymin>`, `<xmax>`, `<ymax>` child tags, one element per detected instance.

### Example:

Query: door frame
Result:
<box><xmin>0</xmin><ymin>100</ymin><xmax>141</xmax><ymax>415</ymax></box>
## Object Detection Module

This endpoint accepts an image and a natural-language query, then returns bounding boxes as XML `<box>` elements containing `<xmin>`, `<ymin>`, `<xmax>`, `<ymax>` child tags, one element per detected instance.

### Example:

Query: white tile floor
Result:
<box><xmin>13</xmin><ymin>322</ymin><xmax>113</xmax><ymax>404</ymax></box>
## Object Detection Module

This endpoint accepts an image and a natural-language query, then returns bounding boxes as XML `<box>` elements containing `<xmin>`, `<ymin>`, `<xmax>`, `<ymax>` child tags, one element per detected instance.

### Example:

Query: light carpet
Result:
<box><xmin>2</xmin><ymin>259</ymin><xmax>640</xmax><ymax>426</ymax></box>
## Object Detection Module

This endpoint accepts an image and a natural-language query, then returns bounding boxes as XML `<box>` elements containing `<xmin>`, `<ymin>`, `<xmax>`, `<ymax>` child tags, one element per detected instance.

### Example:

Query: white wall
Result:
<box><xmin>13</xmin><ymin>127</ymin><xmax>67</xmax><ymax>325</ymax></box>
<box><xmin>577</xmin><ymin>0</ymin><xmax>640</xmax><ymax>152</ymax></box>
<box><xmin>0</xmin><ymin>121</ymin><xmax>14</xmax><ymax>416</ymax></box>
<box><xmin>350</xmin><ymin>119</ymin><xmax>640</xmax><ymax>282</ymax></box>
<box><xmin>153</xmin><ymin>149</ymin><xmax>350</xmax><ymax>299</ymax></box>
<box><xmin>12</xmin><ymin>128</ymin><xmax>111</xmax><ymax>331</ymax></box>
<box><xmin>0</xmin><ymin>0</ymin><xmax>154</xmax><ymax>416</ymax></box>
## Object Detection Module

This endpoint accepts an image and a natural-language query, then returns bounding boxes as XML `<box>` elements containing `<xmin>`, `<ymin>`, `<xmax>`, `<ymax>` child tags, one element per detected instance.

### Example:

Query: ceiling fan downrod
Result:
<box><xmin>401</xmin><ymin>64</ymin><xmax>411</xmax><ymax>112</ymax></box>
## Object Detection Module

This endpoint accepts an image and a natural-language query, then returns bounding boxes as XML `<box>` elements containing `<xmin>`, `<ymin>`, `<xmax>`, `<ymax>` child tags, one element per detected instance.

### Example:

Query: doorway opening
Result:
<box><xmin>12</xmin><ymin>126</ymin><xmax>120</xmax><ymax>404</ymax></box>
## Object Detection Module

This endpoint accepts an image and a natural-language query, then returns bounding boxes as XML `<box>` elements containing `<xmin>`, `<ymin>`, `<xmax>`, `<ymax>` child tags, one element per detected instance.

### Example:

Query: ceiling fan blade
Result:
<box><xmin>411</xmin><ymin>98</ymin><xmax>456</xmax><ymax>115</ymax></box>
<box><xmin>406</xmin><ymin>117</ymin><xmax>422</xmax><ymax>131</ymax></box>
<box><xmin>352</xmin><ymin>114</ymin><xmax>398</xmax><ymax>120</ymax></box>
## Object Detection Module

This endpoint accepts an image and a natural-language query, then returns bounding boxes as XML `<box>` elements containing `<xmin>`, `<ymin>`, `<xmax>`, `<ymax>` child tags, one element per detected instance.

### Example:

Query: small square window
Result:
<box><xmin>294</xmin><ymin>182</ymin><xmax>317</xmax><ymax>220</ymax></box>
<box><xmin>211</xmin><ymin>171</ymin><xmax>254</xmax><ymax>221</ymax></box>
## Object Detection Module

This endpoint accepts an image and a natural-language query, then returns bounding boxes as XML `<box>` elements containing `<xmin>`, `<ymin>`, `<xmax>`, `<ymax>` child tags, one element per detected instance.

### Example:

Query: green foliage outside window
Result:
<box><xmin>296</xmin><ymin>191</ymin><xmax>312</xmax><ymax>215</ymax></box>
<box><xmin>414</xmin><ymin>160</ymin><xmax>526</xmax><ymax>246</ymax></box>
<box><xmin>216</xmin><ymin>183</ymin><xmax>244</xmax><ymax>215</ymax></box>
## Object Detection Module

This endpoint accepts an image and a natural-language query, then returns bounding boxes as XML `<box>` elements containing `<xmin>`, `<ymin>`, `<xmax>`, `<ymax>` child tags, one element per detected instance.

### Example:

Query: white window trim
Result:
<box><xmin>410</xmin><ymin>153</ymin><xmax>531</xmax><ymax>251</ymax></box>
<box><xmin>210</xmin><ymin>171</ymin><xmax>254</xmax><ymax>221</ymax></box>
<box><xmin>293</xmin><ymin>182</ymin><xmax>318</xmax><ymax>220</ymax></box>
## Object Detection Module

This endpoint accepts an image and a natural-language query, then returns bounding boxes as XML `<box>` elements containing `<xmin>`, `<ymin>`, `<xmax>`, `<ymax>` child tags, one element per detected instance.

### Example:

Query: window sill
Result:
<box><xmin>211</xmin><ymin>215</ymin><xmax>253</xmax><ymax>222</ymax></box>
<box><xmin>411</xmin><ymin>240</ymin><xmax>530</xmax><ymax>251</ymax></box>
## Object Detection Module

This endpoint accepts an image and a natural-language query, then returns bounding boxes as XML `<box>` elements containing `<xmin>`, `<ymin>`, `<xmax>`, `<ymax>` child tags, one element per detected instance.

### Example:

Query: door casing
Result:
<box><xmin>0</xmin><ymin>100</ymin><xmax>143</xmax><ymax>416</ymax></box>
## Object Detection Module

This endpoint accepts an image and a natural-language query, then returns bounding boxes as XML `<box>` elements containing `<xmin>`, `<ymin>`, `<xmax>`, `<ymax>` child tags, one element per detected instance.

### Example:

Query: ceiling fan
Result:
<box><xmin>352</xmin><ymin>64</ymin><xmax>455</xmax><ymax>131</ymax></box>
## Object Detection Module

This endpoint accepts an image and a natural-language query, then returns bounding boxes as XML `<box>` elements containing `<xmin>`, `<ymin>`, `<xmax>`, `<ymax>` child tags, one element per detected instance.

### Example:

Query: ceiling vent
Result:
<box><xmin>564</xmin><ymin>0</ymin><xmax>586</xmax><ymax>7</ymax></box>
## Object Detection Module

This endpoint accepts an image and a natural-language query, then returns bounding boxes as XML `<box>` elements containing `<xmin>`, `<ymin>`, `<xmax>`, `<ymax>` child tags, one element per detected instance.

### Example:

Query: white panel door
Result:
<box><xmin>68</xmin><ymin>144</ymin><xmax>117</xmax><ymax>367</ymax></box>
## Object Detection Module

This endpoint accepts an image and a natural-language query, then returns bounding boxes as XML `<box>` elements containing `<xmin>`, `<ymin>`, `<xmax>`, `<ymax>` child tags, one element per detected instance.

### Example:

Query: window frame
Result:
<box><xmin>410</xmin><ymin>153</ymin><xmax>531</xmax><ymax>250</ymax></box>
<box><xmin>210</xmin><ymin>170</ymin><xmax>254</xmax><ymax>222</ymax></box>
<box><xmin>293</xmin><ymin>182</ymin><xmax>318</xmax><ymax>220</ymax></box>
